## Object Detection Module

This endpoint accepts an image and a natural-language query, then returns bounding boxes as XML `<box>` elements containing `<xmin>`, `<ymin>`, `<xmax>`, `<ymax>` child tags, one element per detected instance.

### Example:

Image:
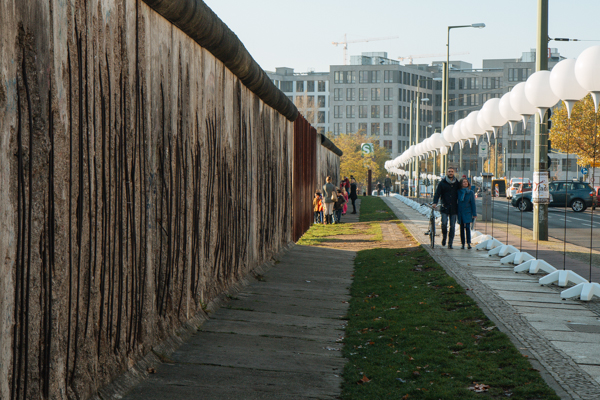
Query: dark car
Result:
<box><xmin>511</xmin><ymin>181</ymin><xmax>595</xmax><ymax>212</ymax></box>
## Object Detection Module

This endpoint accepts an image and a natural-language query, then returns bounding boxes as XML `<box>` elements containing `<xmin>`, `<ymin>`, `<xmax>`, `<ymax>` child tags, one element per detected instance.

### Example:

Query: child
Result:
<box><xmin>333</xmin><ymin>189</ymin><xmax>346</xmax><ymax>223</ymax></box>
<box><xmin>313</xmin><ymin>191</ymin><xmax>322</xmax><ymax>224</ymax></box>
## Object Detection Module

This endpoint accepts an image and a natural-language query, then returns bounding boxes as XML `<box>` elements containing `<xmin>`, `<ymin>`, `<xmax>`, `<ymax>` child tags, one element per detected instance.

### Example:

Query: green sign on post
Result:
<box><xmin>361</xmin><ymin>143</ymin><xmax>374</xmax><ymax>156</ymax></box>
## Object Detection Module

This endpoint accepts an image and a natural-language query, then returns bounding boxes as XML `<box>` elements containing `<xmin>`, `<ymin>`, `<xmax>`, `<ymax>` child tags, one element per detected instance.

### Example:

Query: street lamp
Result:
<box><xmin>443</xmin><ymin>23</ymin><xmax>485</xmax><ymax>174</ymax></box>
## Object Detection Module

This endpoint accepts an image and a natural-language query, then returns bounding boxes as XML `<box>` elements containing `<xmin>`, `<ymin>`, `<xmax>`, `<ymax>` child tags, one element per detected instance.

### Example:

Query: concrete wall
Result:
<box><xmin>0</xmin><ymin>1</ymin><xmax>302</xmax><ymax>399</ymax></box>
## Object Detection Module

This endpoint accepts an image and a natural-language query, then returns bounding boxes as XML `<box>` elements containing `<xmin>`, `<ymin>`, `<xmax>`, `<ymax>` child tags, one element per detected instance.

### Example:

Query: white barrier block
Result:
<box><xmin>472</xmin><ymin>234</ymin><xmax>492</xmax><ymax>244</ymax></box>
<box><xmin>498</xmin><ymin>245</ymin><xmax>519</xmax><ymax>257</ymax></box>
<box><xmin>476</xmin><ymin>238</ymin><xmax>502</xmax><ymax>251</ymax></box>
<box><xmin>502</xmin><ymin>252</ymin><xmax>534</xmax><ymax>265</ymax></box>
<box><xmin>539</xmin><ymin>270</ymin><xmax>588</xmax><ymax>287</ymax></box>
<box><xmin>561</xmin><ymin>282</ymin><xmax>600</xmax><ymax>301</ymax></box>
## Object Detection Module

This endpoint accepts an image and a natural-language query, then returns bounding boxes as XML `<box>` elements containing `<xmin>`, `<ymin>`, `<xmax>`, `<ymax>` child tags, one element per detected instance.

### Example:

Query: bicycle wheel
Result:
<box><xmin>429</xmin><ymin>217</ymin><xmax>435</xmax><ymax>248</ymax></box>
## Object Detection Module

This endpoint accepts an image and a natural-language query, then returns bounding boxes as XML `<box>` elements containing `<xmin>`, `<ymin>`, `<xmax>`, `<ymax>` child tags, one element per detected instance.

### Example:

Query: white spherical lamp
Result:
<box><xmin>509</xmin><ymin>82</ymin><xmax>536</xmax><ymax>128</ymax></box>
<box><xmin>499</xmin><ymin>92</ymin><xmax>521</xmax><ymax>134</ymax></box>
<box><xmin>524</xmin><ymin>70</ymin><xmax>560</xmax><ymax>119</ymax></box>
<box><xmin>481</xmin><ymin>98</ymin><xmax>508</xmax><ymax>139</ymax></box>
<box><xmin>550</xmin><ymin>58</ymin><xmax>588</xmax><ymax>118</ymax></box>
<box><xmin>442</xmin><ymin>124</ymin><xmax>456</xmax><ymax>148</ymax></box>
<box><xmin>574</xmin><ymin>45</ymin><xmax>600</xmax><ymax>110</ymax></box>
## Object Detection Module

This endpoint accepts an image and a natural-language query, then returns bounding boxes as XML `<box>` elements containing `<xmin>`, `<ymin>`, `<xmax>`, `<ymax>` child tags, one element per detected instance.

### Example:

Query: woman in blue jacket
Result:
<box><xmin>458</xmin><ymin>178</ymin><xmax>477</xmax><ymax>249</ymax></box>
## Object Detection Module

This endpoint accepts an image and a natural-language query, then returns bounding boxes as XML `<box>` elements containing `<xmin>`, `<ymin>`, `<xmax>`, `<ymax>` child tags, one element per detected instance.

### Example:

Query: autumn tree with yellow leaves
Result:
<box><xmin>328</xmin><ymin>131</ymin><xmax>391</xmax><ymax>188</ymax></box>
<box><xmin>550</xmin><ymin>95</ymin><xmax>600</xmax><ymax>167</ymax></box>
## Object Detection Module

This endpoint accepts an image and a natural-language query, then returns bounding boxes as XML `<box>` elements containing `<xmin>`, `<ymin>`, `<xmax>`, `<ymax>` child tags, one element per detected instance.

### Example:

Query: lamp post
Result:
<box><xmin>444</xmin><ymin>23</ymin><xmax>485</xmax><ymax>173</ymax></box>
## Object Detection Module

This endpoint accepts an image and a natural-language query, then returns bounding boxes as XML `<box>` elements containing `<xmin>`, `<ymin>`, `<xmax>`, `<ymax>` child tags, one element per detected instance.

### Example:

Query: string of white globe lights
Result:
<box><xmin>385</xmin><ymin>45</ymin><xmax>600</xmax><ymax>300</ymax></box>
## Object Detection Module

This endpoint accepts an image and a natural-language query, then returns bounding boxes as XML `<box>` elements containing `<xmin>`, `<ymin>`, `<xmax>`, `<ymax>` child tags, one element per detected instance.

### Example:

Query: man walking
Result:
<box><xmin>384</xmin><ymin>174</ymin><xmax>392</xmax><ymax>196</ymax></box>
<box><xmin>432</xmin><ymin>167</ymin><xmax>460</xmax><ymax>249</ymax></box>
<box><xmin>322</xmin><ymin>176</ymin><xmax>336</xmax><ymax>224</ymax></box>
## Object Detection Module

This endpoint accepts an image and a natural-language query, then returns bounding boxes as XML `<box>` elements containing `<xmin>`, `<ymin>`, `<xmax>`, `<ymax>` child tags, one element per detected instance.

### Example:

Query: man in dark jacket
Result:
<box><xmin>432</xmin><ymin>167</ymin><xmax>460</xmax><ymax>249</ymax></box>
<box><xmin>349</xmin><ymin>177</ymin><xmax>358</xmax><ymax>214</ymax></box>
<box><xmin>384</xmin><ymin>174</ymin><xmax>392</xmax><ymax>196</ymax></box>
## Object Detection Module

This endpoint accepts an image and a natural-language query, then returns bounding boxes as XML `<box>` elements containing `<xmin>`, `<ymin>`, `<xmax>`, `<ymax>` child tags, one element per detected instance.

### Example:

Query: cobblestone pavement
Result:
<box><xmin>384</xmin><ymin>196</ymin><xmax>600</xmax><ymax>400</ymax></box>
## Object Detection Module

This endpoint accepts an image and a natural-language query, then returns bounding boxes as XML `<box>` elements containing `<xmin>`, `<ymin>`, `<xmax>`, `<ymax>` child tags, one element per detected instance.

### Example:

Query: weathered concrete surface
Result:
<box><xmin>0</xmin><ymin>1</ymin><xmax>339</xmax><ymax>399</ymax></box>
<box><xmin>122</xmin><ymin>245</ymin><xmax>354</xmax><ymax>400</ymax></box>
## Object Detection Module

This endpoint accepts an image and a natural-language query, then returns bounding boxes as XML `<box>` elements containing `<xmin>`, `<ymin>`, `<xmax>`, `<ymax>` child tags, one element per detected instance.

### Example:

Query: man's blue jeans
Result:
<box><xmin>440</xmin><ymin>213</ymin><xmax>457</xmax><ymax>245</ymax></box>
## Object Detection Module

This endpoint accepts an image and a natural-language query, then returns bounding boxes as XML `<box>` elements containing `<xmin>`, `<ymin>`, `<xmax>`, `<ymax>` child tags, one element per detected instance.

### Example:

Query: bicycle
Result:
<box><xmin>423</xmin><ymin>203</ymin><xmax>437</xmax><ymax>248</ymax></box>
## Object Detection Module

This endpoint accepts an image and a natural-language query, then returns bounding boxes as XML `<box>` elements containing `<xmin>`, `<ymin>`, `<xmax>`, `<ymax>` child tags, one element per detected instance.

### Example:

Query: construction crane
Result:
<box><xmin>332</xmin><ymin>34</ymin><xmax>399</xmax><ymax>65</ymax></box>
<box><xmin>398</xmin><ymin>52</ymin><xmax>469</xmax><ymax>65</ymax></box>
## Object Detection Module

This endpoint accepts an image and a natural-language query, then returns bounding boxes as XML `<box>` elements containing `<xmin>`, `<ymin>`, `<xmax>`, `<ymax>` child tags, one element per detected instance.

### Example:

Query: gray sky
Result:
<box><xmin>204</xmin><ymin>0</ymin><xmax>600</xmax><ymax>72</ymax></box>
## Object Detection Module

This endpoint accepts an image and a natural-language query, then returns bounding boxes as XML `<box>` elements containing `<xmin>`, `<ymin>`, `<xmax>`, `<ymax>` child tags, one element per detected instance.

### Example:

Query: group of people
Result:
<box><xmin>375</xmin><ymin>174</ymin><xmax>393</xmax><ymax>196</ymax></box>
<box><xmin>313</xmin><ymin>175</ymin><xmax>358</xmax><ymax>224</ymax></box>
<box><xmin>432</xmin><ymin>167</ymin><xmax>477</xmax><ymax>249</ymax></box>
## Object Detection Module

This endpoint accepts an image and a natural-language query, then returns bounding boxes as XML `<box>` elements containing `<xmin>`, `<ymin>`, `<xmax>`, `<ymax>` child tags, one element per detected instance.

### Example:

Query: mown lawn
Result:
<box><xmin>341</xmin><ymin>247</ymin><xmax>560</xmax><ymax>400</ymax></box>
<box><xmin>359</xmin><ymin>196</ymin><xmax>397</xmax><ymax>222</ymax></box>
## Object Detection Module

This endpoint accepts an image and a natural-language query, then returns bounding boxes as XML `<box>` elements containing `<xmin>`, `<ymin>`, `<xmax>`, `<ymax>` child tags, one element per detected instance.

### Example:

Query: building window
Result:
<box><xmin>384</xmin><ymin>105</ymin><xmax>393</xmax><ymax>118</ymax></box>
<box><xmin>280</xmin><ymin>81</ymin><xmax>293</xmax><ymax>92</ymax></box>
<box><xmin>371</xmin><ymin>88</ymin><xmax>381</xmax><ymax>101</ymax></box>
<box><xmin>346</xmin><ymin>105</ymin><xmax>355</xmax><ymax>118</ymax></box>
<box><xmin>333</xmin><ymin>123</ymin><xmax>342</xmax><ymax>135</ymax></box>
<box><xmin>358</xmin><ymin>105</ymin><xmax>368</xmax><ymax>118</ymax></box>
<box><xmin>359</xmin><ymin>88</ymin><xmax>368</xmax><ymax>101</ymax></box>
<box><xmin>508</xmin><ymin>68</ymin><xmax>531</xmax><ymax>82</ymax></box>
<box><xmin>295</xmin><ymin>96</ymin><xmax>304</xmax><ymax>108</ymax></box>
<box><xmin>359</xmin><ymin>71</ymin><xmax>369</xmax><ymax>83</ymax></box>
<box><xmin>346</xmin><ymin>123</ymin><xmax>355</xmax><ymax>133</ymax></box>
<box><xmin>358</xmin><ymin>123</ymin><xmax>367</xmax><ymax>133</ymax></box>
<box><xmin>384</xmin><ymin>123</ymin><xmax>392</xmax><ymax>136</ymax></box>
<box><xmin>334</xmin><ymin>71</ymin><xmax>343</xmax><ymax>84</ymax></box>
<box><xmin>318</xmin><ymin>80</ymin><xmax>326</xmax><ymax>92</ymax></box>
<box><xmin>371</xmin><ymin>105</ymin><xmax>380</xmax><ymax>118</ymax></box>
<box><xmin>508</xmin><ymin>140</ymin><xmax>531</xmax><ymax>153</ymax></box>
<box><xmin>296</xmin><ymin>81</ymin><xmax>304</xmax><ymax>92</ymax></box>
<box><xmin>458</xmin><ymin>94</ymin><xmax>464</xmax><ymax>106</ymax></box>
<box><xmin>334</xmin><ymin>88</ymin><xmax>343</xmax><ymax>101</ymax></box>
<box><xmin>318</xmin><ymin>111</ymin><xmax>325</xmax><ymax>123</ymax></box>
<box><xmin>346</xmin><ymin>88</ymin><xmax>356</xmax><ymax>101</ymax></box>
<box><xmin>383</xmin><ymin>140</ymin><xmax>392</xmax><ymax>150</ymax></box>
<box><xmin>318</xmin><ymin>95</ymin><xmax>326</xmax><ymax>108</ymax></box>
<box><xmin>306</xmin><ymin>111</ymin><xmax>314</xmax><ymax>123</ymax></box>
<box><xmin>371</xmin><ymin>70</ymin><xmax>381</xmax><ymax>83</ymax></box>
<box><xmin>307</xmin><ymin>96</ymin><xmax>314</xmax><ymax>107</ymax></box>
<box><xmin>482</xmin><ymin>77</ymin><xmax>502</xmax><ymax>88</ymax></box>
<box><xmin>384</xmin><ymin>70</ymin><xmax>398</xmax><ymax>83</ymax></box>
<box><xmin>345</xmin><ymin>71</ymin><xmax>356</xmax><ymax>83</ymax></box>
<box><xmin>334</xmin><ymin>105</ymin><xmax>343</xmax><ymax>118</ymax></box>
<box><xmin>371</xmin><ymin>122</ymin><xmax>380</xmax><ymax>135</ymax></box>
<box><xmin>562</xmin><ymin>158</ymin><xmax>578</xmax><ymax>172</ymax></box>
<box><xmin>384</xmin><ymin>87</ymin><xmax>394</xmax><ymax>101</ymax></box>
<box><xmin>508</xmin><ymin>158</ymin><xmax>531</xmax><ymax>171</ymax></box>
<box><xmin>448</xmin><ymin>78</ymin><xmax>455</xmax><ymax>90</ymax></box>
<box><xmin>306</xmin><ymin>81</ymin><xmax>315</xmax><ymax>92</ymax></box>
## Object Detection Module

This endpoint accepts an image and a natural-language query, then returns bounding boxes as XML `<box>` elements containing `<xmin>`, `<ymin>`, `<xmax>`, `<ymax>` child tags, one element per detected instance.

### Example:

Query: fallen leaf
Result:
<box><xmin>456</xmin><ymin>342</ymin><xmax>464</xmax><ymax>346</ymax></box>
<box><xmin>146</xmin><ymin>367</ymin><xmax>156</xmax><ymax>374</ymax></box>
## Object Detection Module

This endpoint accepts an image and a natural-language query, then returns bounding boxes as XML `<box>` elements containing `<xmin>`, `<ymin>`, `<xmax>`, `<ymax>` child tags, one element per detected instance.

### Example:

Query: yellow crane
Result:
<box><xmin>332</xmin><ymin>34</ymin><xmax>399</xmax><ymax>65</ymax></box>
<box><xmin>398</xmin><ymin>52</ymin><xmax>469</xmax><ymax>65</ymax></box>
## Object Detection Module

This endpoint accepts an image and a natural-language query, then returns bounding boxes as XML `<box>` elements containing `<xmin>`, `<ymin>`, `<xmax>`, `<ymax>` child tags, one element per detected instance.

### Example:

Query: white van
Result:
<box><xmin>508</xmin><ymin>177</ymin><xmax>531</xmax><ymax>199</ymax></box>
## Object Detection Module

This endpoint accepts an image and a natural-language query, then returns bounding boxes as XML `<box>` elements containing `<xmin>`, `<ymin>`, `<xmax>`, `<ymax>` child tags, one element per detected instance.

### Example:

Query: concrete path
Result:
<box><xmin>122</xmin><ymin>245</ymin><xmax>354</xmax><ymax>400</ymax></box>
<box><xmin>384</xmin><ymin>196</ymin><xmax>600</xmax><ymax>400</ymax></box>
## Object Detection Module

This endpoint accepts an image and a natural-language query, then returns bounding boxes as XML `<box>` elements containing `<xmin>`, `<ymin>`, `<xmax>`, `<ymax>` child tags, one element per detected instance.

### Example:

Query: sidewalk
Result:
<box><xmin>121</xmin><ymin>204</ymin><xmax>365</xmax><ymax>400</ymax></box>
<box><xmin>384</xmin><ymin>195</ymin><xmax>600</xmax><ymax>400</ymax></box>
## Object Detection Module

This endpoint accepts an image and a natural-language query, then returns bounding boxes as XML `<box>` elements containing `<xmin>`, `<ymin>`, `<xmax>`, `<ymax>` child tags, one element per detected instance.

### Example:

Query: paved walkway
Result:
<box><xmin>384</xmin><ymin>195</ymin><xmax>600</xmax><ymax>400</ymax></box>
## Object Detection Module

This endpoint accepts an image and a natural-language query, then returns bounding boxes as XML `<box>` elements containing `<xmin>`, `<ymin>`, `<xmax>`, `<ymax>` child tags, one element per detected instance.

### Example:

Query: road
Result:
<box><xmin>476</xmin><ymin>198</ymin><xmax>600</xmax><ymax>250</ymax></box>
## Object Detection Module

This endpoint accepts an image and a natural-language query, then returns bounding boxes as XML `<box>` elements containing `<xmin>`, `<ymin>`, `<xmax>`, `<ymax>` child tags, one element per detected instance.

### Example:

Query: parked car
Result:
<box><xmin>594</xmin><ymin>187</ymin><xmax>600</xmax><ymax>210</ymax></box>
<box><xmin>507</xmin><ymin>178</ymin><xmax>531</xmax><ymax>199</ymax></box>
<box><xmin>516</xmin><ymin>182</ymin><xmax>532</xmax><ymax>195</ymax></box>
<box><xmin>511</xmin><ymin>181</ymin><xmax>594</xmax><ymax>212</ymax></box>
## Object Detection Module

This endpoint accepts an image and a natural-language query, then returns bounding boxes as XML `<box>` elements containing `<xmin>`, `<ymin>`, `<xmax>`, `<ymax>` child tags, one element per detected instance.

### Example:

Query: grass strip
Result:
<box><xmin>359</xmin><ymin>197</ymin><xmax>397</xmax><ymax>222</ymax></box>
<box><xmin>341</xmin><ymin>246</ymin><xmax>559</xmax><ymax>400</ymax></box>
<box><xmin>297</xmin><ymin>222</ymin><xmax>382</xmax><ymax>246</ymax></box>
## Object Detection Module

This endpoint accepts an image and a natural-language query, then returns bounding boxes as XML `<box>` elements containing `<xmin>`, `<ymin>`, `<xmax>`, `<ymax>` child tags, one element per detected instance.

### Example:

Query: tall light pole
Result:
<box><xmin>533</xmin><ymin>0</ymin><xmax>549</xmax><ymax>241</ymax></box>
<box><xmin>444</xmin><ymin>23</ymin><xmax>485</xmax><ymax>174</ymax></box>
